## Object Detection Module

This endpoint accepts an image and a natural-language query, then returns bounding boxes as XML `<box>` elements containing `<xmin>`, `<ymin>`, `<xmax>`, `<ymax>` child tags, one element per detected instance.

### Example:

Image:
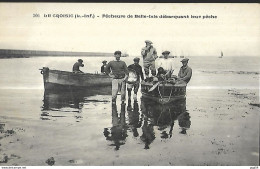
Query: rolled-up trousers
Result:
<box><xmin>143</xmin><ymin>60</ymin><xmax>156</xmax><ymax>76</ymax></box>
<box><xmin>112</xmin><ymin>78</ymin><xmax>126</xmax><ymax>102</ymax></box>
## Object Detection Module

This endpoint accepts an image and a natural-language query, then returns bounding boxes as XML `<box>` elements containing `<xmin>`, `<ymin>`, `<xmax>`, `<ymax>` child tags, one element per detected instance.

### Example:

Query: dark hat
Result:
<box><xmin>133</xmin><ymin>57</ymin><xmax>140</xmax><ymax>61</ymax></box>
<box><xmin>181</xmin><ymin>58</ymin><xmax>189</xmax><ymax>62</ymax></box>
<box><xmin>162</xmin><ymin>51</ymin><xmax>170</xmax><ymax>55</ymax></box>
<box><xmin>145</xmin><ymin>40</ymin><xmax>152</xmax><ymax>44</ymax></box>
<box><xmin>114</xmin><ymin>51</ymin><xmax>122</xmax><ymax>55</ymax></box>
<box><xmin>102</xmin><ymin>60</ymin><xmax>107</xmax><ymax>63</ymax></box>
<box><xmin>78</xmin><ymin>59</ymin><xmax>83</xmax><ymax>62</ymax></box>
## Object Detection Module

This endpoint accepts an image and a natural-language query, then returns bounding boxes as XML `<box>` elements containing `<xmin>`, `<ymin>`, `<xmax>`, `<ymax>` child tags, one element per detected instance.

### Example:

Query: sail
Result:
<box><xmin>219</xmin><ymin>51</ymin><xmax>223</xmax><ymax>58</ymax></box>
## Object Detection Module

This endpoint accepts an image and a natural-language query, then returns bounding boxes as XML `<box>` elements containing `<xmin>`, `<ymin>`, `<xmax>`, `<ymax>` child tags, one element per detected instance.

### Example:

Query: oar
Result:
<box><xmin>148</xmin><ymin>81</ymin><xmax>161</xmax><ymax>92</ymax></box>
<box><xmin>148</xmin><ymin>69</ymin><xmax>172</xmax><ymax>92</ymax></box>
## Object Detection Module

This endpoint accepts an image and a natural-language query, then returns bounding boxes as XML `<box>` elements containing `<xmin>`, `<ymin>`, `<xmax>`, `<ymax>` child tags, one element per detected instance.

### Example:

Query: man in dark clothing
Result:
<box><xmin>105</xmin><ymin>51</ymin><xmax>129</xmax><ymax>104</ymax></box>
<box><xmin>127</xmin><ymin>57</ymin><xmax>144</xmax><ymax>101</ymax></box>
<box><xmin>101</xmin><ymin>60</ymin><xmax>107</xmax><ymax>74</ymax></box>
<box><xmin>72</xmin><ymin>59</ymin><xmax>84</xmax><ymax>73</ymax></box>
<box><xmin>156</xmin><ymin>67</ymin><xmax>167</xmax><ymax>81</ymax></box>
<box><xmin>177</xmin><ymin>58</ymin><xmax>192</xmax><ymax>84</ymax></box>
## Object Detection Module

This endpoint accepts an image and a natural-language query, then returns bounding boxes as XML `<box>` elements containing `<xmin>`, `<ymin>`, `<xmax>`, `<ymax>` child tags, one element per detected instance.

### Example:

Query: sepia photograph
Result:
<box><xmin>0</xmin><ymin>3</ymin><xmax>259</xmax><ymax>166</ymax></box>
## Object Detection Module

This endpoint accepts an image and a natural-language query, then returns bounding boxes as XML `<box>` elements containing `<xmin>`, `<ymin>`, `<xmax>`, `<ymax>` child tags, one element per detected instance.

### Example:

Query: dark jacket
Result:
<box><xmin>128</xmin><ymin>64</ymin><xmax>144</xmax><ymax>81</ymax></box>
<box><xmin>72</xmin><ymin>62</ymin><xmax>84</xmax><ymax>72</ymax></box>
<box><xmin>178</xmin><ymin>65</ymin><xmax>192</xmax><ymax>83</ymax></box>
<box><xmin>101</xmin><ymin>65</ymin><xmax>107</xmax><ymax>73</ymax></box>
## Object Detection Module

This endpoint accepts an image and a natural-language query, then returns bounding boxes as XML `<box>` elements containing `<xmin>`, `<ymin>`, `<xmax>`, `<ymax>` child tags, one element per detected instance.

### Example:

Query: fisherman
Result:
<box><xmin>127</xmin><ymin>57</ymin><xmax>144</xmax><ymax>102</ymax></box>
<box><xmin>177</xmin><ymin>58</ymin><xmax>192</xmax><ymax>84</ymax></box>
<box><xmin>105</xmin><ymin>51</ymin><xmax>129</xmax><ymax>104</ymax></box>
<box><xmin>101</xmin><ymin>60</ymin><xmax>107</xmax><ymax>74</ymax></box>
<box><xmin>72</xmin><ymin>59</ymin><xmax>84</xmax><ymax>73</ymax></box>
<box><xmin>141</xmin><ymin>40</ymin><xmax>158</xmax><ymax>79</ymax></box>
<box><xmin>156</xmin><ymin>67</ymin><xmax>166</xmax><ymax>81</ymax></box>
<box><xmin>155</xmin><ymin>51</ymin><xmax>174</xmax><ymax>79</ymax></box>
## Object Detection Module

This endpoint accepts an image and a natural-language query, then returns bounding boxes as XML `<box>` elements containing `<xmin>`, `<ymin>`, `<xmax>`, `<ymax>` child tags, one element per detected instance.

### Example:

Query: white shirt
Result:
<box><xmin>155</xmin><ymin>58</ymin><xmax>175</xmax><ymax>71</ymax></box>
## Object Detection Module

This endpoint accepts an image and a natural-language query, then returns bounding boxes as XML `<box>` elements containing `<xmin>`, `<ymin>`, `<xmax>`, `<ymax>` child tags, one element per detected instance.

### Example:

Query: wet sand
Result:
<box><xmin>0</xmin><ymin>87</ymin><xmax>259</xmax><ymax>166</ymax></box>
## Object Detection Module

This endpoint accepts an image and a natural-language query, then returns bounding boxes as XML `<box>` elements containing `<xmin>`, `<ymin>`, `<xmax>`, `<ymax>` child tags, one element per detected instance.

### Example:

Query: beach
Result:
<box><xmin>0</xmin><ymin>56</ymin><xmax>259</xmax><ymax>166</ymax></box>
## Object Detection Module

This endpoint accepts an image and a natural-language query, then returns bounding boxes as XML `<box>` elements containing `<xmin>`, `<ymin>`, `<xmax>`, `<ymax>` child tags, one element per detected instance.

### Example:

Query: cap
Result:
<box><xmin>102</xmin><ymin>60</ymin><xmax>107</xmax><ymax>63</ymax></box>
<box><xmin>181</xmin><ymin>58</ymin><xmax>189</xmax><ymax>62</ymax></box>
<box><xmin>78</xmin><ymin>59</ymin><xmax>83</xmax><ymax>62</ymax></box>
<box><xmin>162</xmin><ymin>51</ymin><xmax>170</xmax><ymax>55</ymax></box>
<box><xmin>114</xmin><ymin>51</ymin><xmax>122</xmax><ymax>55</ymax></box>
<box><xmin>145</xmin><ymin>40</ymin><xmax>153</xmax><ymax>44</ymax></box>
<box><xmin>133</xmin><ymin>57</ymin><xmax>140</xmax><ymax>61</ymax></box>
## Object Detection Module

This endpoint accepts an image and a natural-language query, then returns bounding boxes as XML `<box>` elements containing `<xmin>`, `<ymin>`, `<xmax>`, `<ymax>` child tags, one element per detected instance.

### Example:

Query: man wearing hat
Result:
<box><xmin>141</xmin><ymin>40</ymin><xmax>158</xmax><ymax>78</ymax></box>
<box><xmin>72</xmin><ymin>59</ymin><xmax>84</xmax><ymax>73</ymax></box>
<box><xmin>127</xmin><ymin>57</ymin><xmax>144</xmax><ymax>102</ymax></box>
<box><xmin>155</xmin><ymin>51</ymin><xmax>174</xmax><ymax>79</ymax></box>
<box><xmin>177</xmin><ymin>58</ymin><xmax>192</xmax><ymax>84</ymax></box>
<box><xmin>101</xmin><ymin>60</ymin><xmax>107</xmax><ymax>74</ymax></box>
<box><xmin>105</xmin><ymin>51</ymin><xmax>129</xmax><ymax>104</ymax></box>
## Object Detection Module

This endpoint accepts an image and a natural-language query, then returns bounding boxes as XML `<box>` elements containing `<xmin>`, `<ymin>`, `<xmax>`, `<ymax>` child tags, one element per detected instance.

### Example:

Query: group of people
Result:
<box><xmin>72</xmin><ymin>40</ymin><xmax>192</xmax><ymax>104</ymax></box>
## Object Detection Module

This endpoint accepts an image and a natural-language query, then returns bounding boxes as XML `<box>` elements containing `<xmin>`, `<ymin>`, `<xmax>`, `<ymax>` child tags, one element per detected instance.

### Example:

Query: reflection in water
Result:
<box><xmin>141</xmin><ymin>98</ymin><xmax>190</xmax><ymax>144</ymax></box>
<box><xmin>178</xmin><ymin>110</ymin><xmax>191</xmax><ymax>134</ymax></box>
<box><xmin>104</xmin><ymin>104</ymin><xmax>128</xmax><ymax>150</ymax></box>
<box><xmin>42</xmin><ymin>91</ymin><xmax>85</xmax><ymax>111</ymax></box>
<box><xmin>43</xmin><ymin>86</ymin><xmax>190</xmax><ymax>150</ymax></box>
<box><xmin>41</xmin><ymin>86</ymin><xmax>111</xmax><ymax>121</ymax></box>
<box><xmin>141</xmin><ymin>115</ymin><xmax>155</xmax><ymax>149</ymax></box>
<box><xmin>104</xmin><ymin>97</ymin><xmax>191</xmax><ymax>150</ymax></box>
<box><xmin>127</xmin><ymin>100</ymin><xmax>142</xmax><ymax>138</ymax></box>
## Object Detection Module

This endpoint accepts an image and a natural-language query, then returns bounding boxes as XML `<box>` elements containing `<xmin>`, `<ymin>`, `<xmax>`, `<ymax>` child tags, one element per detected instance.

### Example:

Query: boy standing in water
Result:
<box><xmin>127</xmin><ymin>57</ymin><xmax>144</xmax><ymax>102</ymax></box>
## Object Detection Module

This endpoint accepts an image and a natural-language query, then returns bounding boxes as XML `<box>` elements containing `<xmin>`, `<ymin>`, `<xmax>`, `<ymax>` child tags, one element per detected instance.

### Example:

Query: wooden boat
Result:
<box><xmin>40</xmin><ymin>67</ymin><xmax>112</xmax><ymax>91</ymax></box>
<box><xmin>141</xmin><ymin>81</ymin><xmax>187</xmax><ymax>104</ymax></box>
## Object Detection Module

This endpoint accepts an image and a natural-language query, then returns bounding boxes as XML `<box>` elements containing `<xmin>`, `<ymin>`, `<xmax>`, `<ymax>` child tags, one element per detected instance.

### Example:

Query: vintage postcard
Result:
<box><xmin>0</xmin><ymin>3</ymin><xmax>259</xmax><ymax>167</ymax></box>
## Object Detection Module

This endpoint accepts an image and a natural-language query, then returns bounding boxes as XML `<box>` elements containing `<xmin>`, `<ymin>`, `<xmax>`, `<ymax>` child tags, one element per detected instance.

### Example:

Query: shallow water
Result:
<box><xmin>0</xmin><ymin>56</ymin><xmax>259</xmax><ymax>165</ymax></box>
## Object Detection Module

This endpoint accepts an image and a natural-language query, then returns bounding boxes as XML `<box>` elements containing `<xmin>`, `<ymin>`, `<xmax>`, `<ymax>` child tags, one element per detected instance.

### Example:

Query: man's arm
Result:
<box><xmin>123</xmin><ymin>62</ymin><xmax>129</xmax><ymax>81</ymax></box>
<box><xmin>124</xmin><ymin>62</ymin><xmax>129</xmax><ymax>75</ymax></box>
<box><xmin>140</xmin><ymin>66</ymin><xmax>144</xmax><ymax>81</ymax></box>
<box><xmin>178</xmin><ymin>68</ymin><xmax>181</xmax><ymax>78</ymax></box>
<box><xmin>153</xmin><ymin>47</ymin><xmax>158</xmax><ymax>59</ymax></box>
<box><xmin>181</xmin><ymin>68</ymin><xmax>192</xmax><ymax>81</ymax></box>
<box><xmin>127</xmin><ymin>64</ymin><xmax>132</xmax><ymax>70</ymax></box>
<box><xmin>141</xmin><ymin>47</ymin><xmax>149</xmax><ymax>57</ymax></box>
<box><xmin>170</xmin><ymin>60</ymin><xmax>174</xmax><ymax>73</ymax></box>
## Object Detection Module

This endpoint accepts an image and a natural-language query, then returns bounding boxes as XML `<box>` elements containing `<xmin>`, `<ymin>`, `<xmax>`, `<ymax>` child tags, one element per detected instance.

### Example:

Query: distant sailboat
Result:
<box><xmin>219</xmin><ymin>51</ymin><xmax>223</xmax><ymax>58</ymax></box>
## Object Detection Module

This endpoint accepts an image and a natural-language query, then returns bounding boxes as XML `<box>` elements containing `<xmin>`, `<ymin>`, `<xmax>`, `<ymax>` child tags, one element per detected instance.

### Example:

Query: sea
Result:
<box><xmin>0</xmin><ymin>56</ymin><xmax>259</xmax><ymax>166</ymax></box>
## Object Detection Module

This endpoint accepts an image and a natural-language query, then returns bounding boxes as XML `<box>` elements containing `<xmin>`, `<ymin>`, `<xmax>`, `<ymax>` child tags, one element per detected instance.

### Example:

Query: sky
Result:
<box><xmin>0</xmin><ymin>3</ymin><xmax>260</xmax><ymax>57</ymax></box>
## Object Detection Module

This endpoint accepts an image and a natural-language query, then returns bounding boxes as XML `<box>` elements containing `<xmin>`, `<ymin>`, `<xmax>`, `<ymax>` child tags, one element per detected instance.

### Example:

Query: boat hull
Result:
<box><xmin>141</xmin><ymin>81</ymin><xmax>186</xmax><ymax>104</ymax></box>
<box><xmin>40</xmin><ymin>67</ymin><xmax>112</xmax><ymax>91</ymax></box>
